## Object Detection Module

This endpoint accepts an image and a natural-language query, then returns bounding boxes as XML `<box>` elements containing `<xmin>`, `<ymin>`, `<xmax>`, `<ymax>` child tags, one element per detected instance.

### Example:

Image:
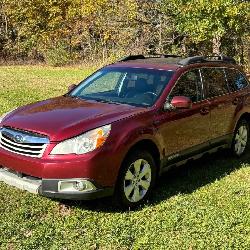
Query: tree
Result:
<box><xmin>162</xmin><ymin>0</ymin><xmax>250</xmax><ymax>55</ymax></box>
<box><xmin>0</xmin><ymin>0</ymin><xmax>249</xmax><ymax>68</ymax></box>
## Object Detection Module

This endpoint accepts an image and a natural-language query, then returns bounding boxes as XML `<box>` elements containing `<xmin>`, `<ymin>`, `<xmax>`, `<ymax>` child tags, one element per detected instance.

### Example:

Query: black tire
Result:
<box><xmin>231</xmin><ymin>119</ymin><xmax>249</xmax><ymax>157</ymax></box>
<box><xmin>113</xmin><ymin>150</ymin><xmax>157</xmax><ymax>208</ymax></box>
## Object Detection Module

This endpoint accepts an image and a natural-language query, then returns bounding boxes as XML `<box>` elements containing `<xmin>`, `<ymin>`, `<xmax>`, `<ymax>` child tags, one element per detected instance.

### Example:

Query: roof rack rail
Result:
<box><xmin>150</xmin><ymin>54</ymin><xmax>182</xmax><ymax>58</ymax></box>
<box><xmin>179</xmin><ymin>55</ymin><xmax>236</xmax><ymax>66</ymax></box>
<box><xmin>118</xmin><ymin>55</ymin><xmax>145</xmax><ymax>62</ymax></box>
<box><xmin>118</xmin><ymin>54</ymin><xmax>181</xmax><ymax>62</ymax></box>
<box><xmin>208</xmin><ymin>55</ymin><xmax>236</xmax><ymax>64</ymax></box>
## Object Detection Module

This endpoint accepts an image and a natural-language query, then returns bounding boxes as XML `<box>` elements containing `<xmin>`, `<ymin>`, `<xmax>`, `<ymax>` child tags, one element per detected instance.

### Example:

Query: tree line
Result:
<box><xmin>0</xmin><ymin>0</ymin><xmax>249</xmax><ymax>68</ymax></box>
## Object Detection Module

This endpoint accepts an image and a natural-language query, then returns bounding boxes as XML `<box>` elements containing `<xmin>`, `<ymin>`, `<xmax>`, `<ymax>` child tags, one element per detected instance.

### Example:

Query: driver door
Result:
<box><xmin>154</xmin><ymin>69</ymin><xmax>211</xmax><ymax>163</ymax></box>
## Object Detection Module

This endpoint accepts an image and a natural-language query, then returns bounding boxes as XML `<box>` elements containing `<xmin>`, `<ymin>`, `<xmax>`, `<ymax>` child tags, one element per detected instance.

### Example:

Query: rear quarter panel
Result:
<box><xmin>230</xmin><ymin>86</ymin><xmax>250</xmax><ymax>132</ymax></box>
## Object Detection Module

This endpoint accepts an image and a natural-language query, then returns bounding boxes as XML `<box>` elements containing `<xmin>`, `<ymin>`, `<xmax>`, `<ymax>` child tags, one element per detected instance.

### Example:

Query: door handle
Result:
<box><xmin>153</xmin><ymin>120</ymin><xmax>161</xmax><ymax>126</ymax></box>
<box><xmin>232</xmin><ymin>97</ymin><xmax>239</xmax><ymax>105</ymax></box>
<box><xmin>200</xmin><ymin>107</ymin><xmax>210</xmax><ymax>115</ymax></box>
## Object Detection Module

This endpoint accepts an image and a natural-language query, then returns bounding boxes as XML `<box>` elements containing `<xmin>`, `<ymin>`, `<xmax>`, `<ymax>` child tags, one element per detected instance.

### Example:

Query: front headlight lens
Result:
<box><xmin>51</xmin><ymin>124</ymin><xmax>111</xmax><ymax>155</ymax></box>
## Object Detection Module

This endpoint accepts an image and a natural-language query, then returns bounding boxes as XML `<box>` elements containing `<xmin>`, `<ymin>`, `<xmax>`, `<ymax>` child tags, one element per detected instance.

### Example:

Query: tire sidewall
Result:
<box><xmin>232</xmin><ymin>119</ymin><xmax>249</xmax><ymax>157</ymax></box>
<box><xmin>114</xmin><ymin>150</ymin><xmax>157</xmax><ymax>208</ymax></box>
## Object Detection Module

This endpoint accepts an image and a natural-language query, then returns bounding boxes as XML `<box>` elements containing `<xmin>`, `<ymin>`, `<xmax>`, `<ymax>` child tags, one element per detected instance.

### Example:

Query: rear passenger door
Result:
<box><xmin>201</xmin><ymin>67</ymin><xmax>235</xmax><ymax>143</ymax></box>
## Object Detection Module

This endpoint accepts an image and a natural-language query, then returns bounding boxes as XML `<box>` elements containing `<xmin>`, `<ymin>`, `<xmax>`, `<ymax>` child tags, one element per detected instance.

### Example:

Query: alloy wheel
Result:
<box><xmin>123</xmin><ymin>159</ymin><xmax>152</xmax><ymax>203</ymax></box>
<box><xmin>234</xmin><ymin>124</ymin><xmax>248</xmax><ymax>156</ymax></box>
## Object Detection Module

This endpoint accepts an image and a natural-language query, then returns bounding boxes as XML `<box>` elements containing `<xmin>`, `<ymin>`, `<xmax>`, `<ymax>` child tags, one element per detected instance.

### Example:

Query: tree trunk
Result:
<box><xmin>212</xmin><ymin>35</ymin><xmax>221</xmax><ymax>55</ymax></box>
<box><xmin>181</xmin><ymin>36</ymin><xmax>187</xmax><ymax>55</ymax></box>
<box><xmin>240</xmin><ymin>37</ymin><xmax>244</xmax><ymax>65</ymax></box>
<box><xmin>158</xmin><ymin>14</ymin><xmax>163</xmax><ymax>54</ymax></box>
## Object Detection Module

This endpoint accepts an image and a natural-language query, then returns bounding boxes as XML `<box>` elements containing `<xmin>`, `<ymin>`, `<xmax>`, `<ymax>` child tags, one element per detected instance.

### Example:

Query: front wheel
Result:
<box><xmin>114</xmin><ymin>150</ymin><xmax>157</xmax><ymax>208</ymax></box>
<box><xmin>231</xmin><ymin>119</ymin><xmax>249</xmax><ymax>157</ymax></box>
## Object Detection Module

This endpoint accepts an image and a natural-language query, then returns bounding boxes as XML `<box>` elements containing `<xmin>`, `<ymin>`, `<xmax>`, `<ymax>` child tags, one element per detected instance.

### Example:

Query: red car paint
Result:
<box><xmin>0</xmin><ymin>57</ymin><xmax>250</xmax><ymax>200</ymax></box>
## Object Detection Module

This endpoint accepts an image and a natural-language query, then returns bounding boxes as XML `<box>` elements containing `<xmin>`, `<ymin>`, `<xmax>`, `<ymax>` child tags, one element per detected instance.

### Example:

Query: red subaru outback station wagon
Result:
<box><xmin>0</xmin><ymin>55</ymin><xmax>249</xmax><ymax>207</ymax></box>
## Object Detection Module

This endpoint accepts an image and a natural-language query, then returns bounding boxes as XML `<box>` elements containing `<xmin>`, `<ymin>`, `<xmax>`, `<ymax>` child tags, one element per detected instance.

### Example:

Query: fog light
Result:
<box><xmin>58</xmin><ymin>179</ymin><xmax>96</xmax><ymax>193</ymax></box>
<box><xmin>73</xmin><ymin>181</ymin><xmax>86</xmax><ymax>191</ymax></box>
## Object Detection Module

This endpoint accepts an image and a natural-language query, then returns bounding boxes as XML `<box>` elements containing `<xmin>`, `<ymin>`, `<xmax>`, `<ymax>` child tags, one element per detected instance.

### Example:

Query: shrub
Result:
<box><xmin>44</xmin><ymin>43</ymin><xmax>71</xmax><ymax>67</ymax></box>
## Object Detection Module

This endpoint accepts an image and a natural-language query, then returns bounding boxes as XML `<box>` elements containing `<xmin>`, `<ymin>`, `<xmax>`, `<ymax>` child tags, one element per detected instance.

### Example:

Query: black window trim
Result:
<box><xmin>198</xmin><ymin>68</ymin><xmax>205</xmax><ymax>100</ymax></box>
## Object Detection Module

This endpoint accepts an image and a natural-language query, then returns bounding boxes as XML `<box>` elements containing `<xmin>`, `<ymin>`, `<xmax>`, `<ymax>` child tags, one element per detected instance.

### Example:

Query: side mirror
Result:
<box><xmin>171</xmin><ymin>96</ymin><xmax>192</xmax><ymax>109</ymax></box>
<box><xmin>68</xmin><ymin>84</ymin><xmax>77</xmax><ymax>92</ymax></box>
<box><xmin>164</xmin><ymin>96</ymin><xmax>192</xmax><ymax>110</ymax></box>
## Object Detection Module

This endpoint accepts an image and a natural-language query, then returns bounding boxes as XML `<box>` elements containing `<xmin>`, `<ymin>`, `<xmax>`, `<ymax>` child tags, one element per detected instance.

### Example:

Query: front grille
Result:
<box><xmin>0</xmin><ymin>127</ymin><xmax>49</xmax><ymax>158</ymax></box>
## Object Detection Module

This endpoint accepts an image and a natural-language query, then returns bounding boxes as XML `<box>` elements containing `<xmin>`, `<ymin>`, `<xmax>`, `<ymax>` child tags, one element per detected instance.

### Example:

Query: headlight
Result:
<box><xmin>0</xmin><ymin>109</ymin><xmax>16</xmax><ymax>123</ymax></box>
<box><xmin>50</xmin><ymin>124</ymin><xmax>111</xmax><ymax>155</ymax></box>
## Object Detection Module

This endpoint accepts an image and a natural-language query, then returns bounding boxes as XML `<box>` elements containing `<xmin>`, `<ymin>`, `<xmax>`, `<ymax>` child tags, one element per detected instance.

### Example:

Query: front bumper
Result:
<box><xmin>0</xmin><ymin>167</ymin><xmax>113</xmax><ymax>200</ymax></box>
<box><xmin>0</xmin><ymin>145</ymin><xmax>121</xmax><ymax>187</ymax></box>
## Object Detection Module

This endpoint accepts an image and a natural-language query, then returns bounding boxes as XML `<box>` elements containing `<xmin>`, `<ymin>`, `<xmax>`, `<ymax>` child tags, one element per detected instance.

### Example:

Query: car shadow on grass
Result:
<box><xmin>152</xmin><ymin>149</ymin><xmax>250</xmax><ymax>204</ymax></box>
<box><xmin>58</xmin><ymin>149</ymin><xmax>250</xmax><ymax>212</ymax></box>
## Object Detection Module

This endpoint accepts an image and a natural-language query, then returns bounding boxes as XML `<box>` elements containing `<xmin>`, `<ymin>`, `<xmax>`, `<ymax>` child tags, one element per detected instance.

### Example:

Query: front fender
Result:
<box><xmin>109</xmin><ymin>114</ymin><xmax>164</xmax><ymax>170</ymax></box>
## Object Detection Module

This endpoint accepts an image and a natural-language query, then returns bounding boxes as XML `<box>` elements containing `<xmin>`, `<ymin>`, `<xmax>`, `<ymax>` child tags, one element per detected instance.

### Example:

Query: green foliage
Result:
<box><xmin>0</xmin><ymin>0</ymin><xmax>249</xmax><ymax>65</ymax></box>
<box><xmin>162</xmin><ymin>0</ymin><xmax>250</xmax><ymax>55</ymax></box>
<box><xmin>44</xmin><ymin>43</ymin><xmax>71</xmax><ymax>66</ymax></box>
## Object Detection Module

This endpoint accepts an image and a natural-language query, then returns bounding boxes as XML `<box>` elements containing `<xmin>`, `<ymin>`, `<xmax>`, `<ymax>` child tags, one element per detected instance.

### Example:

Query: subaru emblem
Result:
<box><xmin>14</xmin><ymin>135</ymin><xmax>24</xmax><ymax>143</ymax></box>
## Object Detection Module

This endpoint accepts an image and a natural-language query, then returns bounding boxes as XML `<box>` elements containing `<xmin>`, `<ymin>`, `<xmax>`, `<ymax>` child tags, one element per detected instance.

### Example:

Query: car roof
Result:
<box><xmin>107</xmin><ymin>57</ymin><xmax>180</xmax><ymax>71</ymax></box>
<box><xmin>107</xmin><ymin>60</ymin><xmax>180</xmax><ymax>71</ymax></box>
<box><xmin>105</xmin><ymin>55</ymin><xmax>240</xmax><ymax>71</ymax></box>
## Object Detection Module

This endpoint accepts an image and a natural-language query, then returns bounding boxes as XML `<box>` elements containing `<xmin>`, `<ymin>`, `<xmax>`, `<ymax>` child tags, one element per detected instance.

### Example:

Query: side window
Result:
<box><xmin>226</xmin><ymin>68</ymin><xmax>248</xmax><ymax>91</ymax></box>
<box><xmin>202</xmin><ymin>68</ymin><xmax>229</xmax><ymax>98</ymax></box>
<box><xmin>169</xmin><ymin>69</ymin><xmax>202</xmax><ymax>102</ymax></box>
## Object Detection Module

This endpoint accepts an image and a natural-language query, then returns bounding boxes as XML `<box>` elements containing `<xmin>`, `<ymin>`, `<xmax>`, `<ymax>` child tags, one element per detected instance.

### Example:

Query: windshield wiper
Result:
<box><xmin>94</xmin><ymin>98</ymin><xmax>121</xmax><ymax>105</ymax></box>
<box><xmin>80</xmin><ymin>96</ymin><xmax>121</xmax><ymax>105</ymax></box>
<box><xmin>64</xmin><ymin>94</ymin><xmax>82</xmax><ymax>100</ymax></box>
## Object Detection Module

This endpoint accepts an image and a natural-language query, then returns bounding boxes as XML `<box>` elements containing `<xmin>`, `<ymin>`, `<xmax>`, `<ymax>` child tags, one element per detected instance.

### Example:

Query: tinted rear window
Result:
<box><xmin>201</xmin><ymin>68</ymin><xmax>229</xmax><ymax>98</ymax></box>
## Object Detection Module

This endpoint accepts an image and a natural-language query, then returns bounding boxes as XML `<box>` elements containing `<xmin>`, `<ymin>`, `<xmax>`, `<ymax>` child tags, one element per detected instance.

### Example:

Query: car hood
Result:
<box><xmin>1</xmin><ymin>96</ymin><xmax>145</xmax><ymax>142</ymax></box>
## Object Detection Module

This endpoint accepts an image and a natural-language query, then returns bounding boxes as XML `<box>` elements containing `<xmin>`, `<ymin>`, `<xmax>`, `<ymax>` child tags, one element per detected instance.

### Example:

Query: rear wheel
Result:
<box><xmin>231</xmin><ymin>119</ymin><xmax>249</xmax><ymax>157</ymax></box>
<box><xmin>114</xmin><ymin>150</ymin><xmax>157</xmax><ymax>208</ymax></box>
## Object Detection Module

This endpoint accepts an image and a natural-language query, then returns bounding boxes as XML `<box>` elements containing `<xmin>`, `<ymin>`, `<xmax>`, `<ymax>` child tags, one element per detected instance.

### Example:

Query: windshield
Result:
<box><xmin>70</xmin><ymin>67</ymin><xmax>174</xmax><ymax>107</ymax></box>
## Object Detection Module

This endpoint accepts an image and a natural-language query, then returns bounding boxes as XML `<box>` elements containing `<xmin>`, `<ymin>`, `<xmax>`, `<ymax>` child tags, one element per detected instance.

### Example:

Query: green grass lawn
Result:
<box><xmin>0</xmin><ymin>66</ymin><xmax>250</xmax><ymax>250</ymax></box>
